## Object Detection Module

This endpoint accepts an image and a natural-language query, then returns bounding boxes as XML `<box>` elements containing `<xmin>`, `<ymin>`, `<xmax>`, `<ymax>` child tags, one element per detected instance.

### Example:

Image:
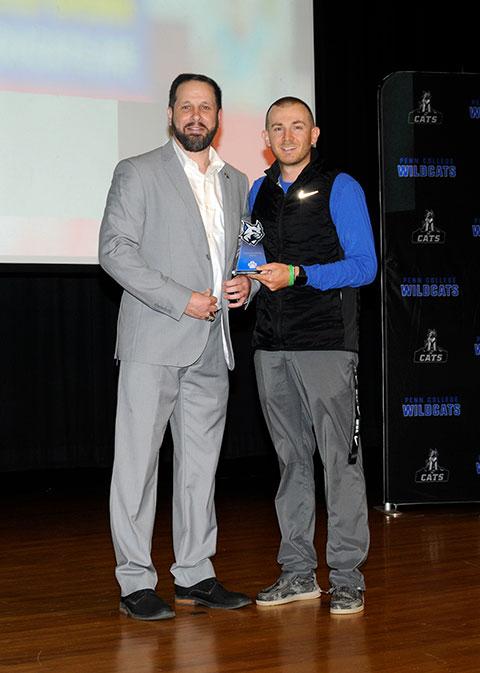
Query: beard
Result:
<box><xmin>171</xmin><ymin>119</ymin><xmax>218</xmax><ymax>152</ymax></box>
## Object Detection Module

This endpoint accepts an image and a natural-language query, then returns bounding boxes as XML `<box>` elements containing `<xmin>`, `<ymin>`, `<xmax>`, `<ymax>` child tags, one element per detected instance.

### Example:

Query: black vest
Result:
<box><xmin>251</xmin><ymin>155</ymin><xmax>359</xmax><ymax>352</ymax></box>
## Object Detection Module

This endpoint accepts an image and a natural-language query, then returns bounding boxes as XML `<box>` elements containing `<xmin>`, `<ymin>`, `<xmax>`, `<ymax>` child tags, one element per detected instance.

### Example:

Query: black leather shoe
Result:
<box><xmin>174</xmin><ymin>578</ymin><xmax>251</xmax><ymax>609</ymax></box>
<box><xmin>120</xmin><ymin>589</ymin><xmax>175</xmax><ymax>620</ymax></box>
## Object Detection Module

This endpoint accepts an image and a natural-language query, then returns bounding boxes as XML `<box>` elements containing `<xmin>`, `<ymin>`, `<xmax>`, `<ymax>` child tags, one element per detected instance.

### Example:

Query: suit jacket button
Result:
<box><xmin>206</xmin><ymin>254</ymin><xmax>211</xmax><ymax>260</ymax></box>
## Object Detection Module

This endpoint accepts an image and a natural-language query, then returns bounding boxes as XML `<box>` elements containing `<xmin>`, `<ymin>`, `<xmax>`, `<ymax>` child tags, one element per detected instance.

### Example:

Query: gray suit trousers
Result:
<box><xmin>111</xmin><ymin>318</ymin><xmax>228</xmax><ymax>596</ymax></box>
<box><xmin>254</xmin><ymin>349</ymin><xmax>369</xmax><ymax>590</ymax></box>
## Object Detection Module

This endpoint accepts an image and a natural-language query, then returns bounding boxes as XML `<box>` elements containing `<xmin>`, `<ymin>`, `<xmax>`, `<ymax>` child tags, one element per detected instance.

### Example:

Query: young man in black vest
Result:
<box><xmin>248</xmin><ymin>97</ymin><xmax>377</xmax><ymax>614</ymax></box>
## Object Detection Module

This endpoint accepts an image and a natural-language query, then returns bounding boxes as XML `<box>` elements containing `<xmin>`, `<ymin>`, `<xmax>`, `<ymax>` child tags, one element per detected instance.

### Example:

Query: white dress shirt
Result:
<box><xmin>172</xmin><ymin>138</ymin><xmax>230</xmax><ymax>364</ymax></box>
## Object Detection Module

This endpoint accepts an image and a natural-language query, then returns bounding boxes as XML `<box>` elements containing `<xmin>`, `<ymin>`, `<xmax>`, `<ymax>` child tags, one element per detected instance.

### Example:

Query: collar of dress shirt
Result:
<box><xmin>172</xmin><ymin>137</ymin><xmax>225</xmax><ymax>176</ymax></box>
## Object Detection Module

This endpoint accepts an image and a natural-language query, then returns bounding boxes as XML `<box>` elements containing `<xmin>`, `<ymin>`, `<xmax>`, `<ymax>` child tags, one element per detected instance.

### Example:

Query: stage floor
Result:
<box><xmin>1</xmin><ymin>467</ymin><xmax>479</xmax><ymax>673</ymax></box>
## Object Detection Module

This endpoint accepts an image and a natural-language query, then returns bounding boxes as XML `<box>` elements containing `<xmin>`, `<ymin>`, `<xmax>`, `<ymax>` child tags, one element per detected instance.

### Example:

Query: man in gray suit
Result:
<box><xmin>99</xmin><ymin>73</ymin><xmax>252</xmax><ymax>621</ymax></box>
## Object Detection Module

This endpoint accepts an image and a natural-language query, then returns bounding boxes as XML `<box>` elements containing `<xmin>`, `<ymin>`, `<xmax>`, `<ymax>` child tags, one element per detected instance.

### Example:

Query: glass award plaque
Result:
<box><xmin>233</xmin><ymin>218</ymin><xmax>267</xmax><ymax>275</ymax></box>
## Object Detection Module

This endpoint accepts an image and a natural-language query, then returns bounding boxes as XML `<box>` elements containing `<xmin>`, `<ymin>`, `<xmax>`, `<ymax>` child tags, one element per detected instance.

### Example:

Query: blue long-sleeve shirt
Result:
<box><xmin>248</xmin><ymin>172</ymin><xmax>377</xmax><ymax>290</ymax></box>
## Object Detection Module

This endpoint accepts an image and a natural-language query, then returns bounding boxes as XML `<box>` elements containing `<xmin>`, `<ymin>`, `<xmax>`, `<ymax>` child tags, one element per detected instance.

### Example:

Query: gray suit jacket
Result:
<box><xmin>99</xmin><ymin>139</ymin><xmax>249</xmax><ymax>370</ymax></box>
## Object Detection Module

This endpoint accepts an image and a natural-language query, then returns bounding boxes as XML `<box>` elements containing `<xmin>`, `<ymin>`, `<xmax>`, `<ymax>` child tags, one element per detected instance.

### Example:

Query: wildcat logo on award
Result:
<box><xmin>240</xmin><ymin>218</ymin><xmax>265</xmax><ymax>246</ymax></box>
<box><xmin>233</xmin><ymin>218</ymin><xmax>267</xmax><ymax>275</ymax></box>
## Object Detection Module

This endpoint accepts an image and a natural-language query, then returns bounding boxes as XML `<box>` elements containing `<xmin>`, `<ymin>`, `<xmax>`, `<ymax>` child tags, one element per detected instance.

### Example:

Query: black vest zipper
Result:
<box><xmin>275</xmin><ymin>188</ymin><xmax>286</xmax><ymax>347</ymax></box>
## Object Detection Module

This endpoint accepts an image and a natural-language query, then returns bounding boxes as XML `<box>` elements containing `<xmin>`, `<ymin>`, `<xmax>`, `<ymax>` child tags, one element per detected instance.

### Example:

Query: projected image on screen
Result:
<box><xmin>0</xmin><ymin>0</ymin><xmax>314</xmax><ymax>263</ymax></box>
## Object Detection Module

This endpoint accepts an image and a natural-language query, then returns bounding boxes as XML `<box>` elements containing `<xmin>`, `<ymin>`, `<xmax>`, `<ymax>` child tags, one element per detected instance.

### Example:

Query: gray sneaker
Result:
<box><xmin>329</xmin><ymin>586</ymin><xmax>364</xmax><ymax>614</ymax></box>
<box><xmin>256</xmin><ymin>574</ymin><xmax>321</xmax><ymax>606</ymax></box>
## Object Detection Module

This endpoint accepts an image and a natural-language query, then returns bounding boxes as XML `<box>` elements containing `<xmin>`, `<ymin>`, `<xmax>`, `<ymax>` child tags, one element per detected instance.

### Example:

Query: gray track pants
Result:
<box><xmin>254</xmin><ymin>349</ymin><xmax>369</xmax><ymax>589</ymax></box>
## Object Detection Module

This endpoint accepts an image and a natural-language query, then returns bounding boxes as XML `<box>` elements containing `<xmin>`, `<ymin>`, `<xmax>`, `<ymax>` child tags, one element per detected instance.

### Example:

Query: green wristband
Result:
<box><xmin>288</xmin><ymin>264</ymin><xmax>295</xmax><ymax>287</ymax></box>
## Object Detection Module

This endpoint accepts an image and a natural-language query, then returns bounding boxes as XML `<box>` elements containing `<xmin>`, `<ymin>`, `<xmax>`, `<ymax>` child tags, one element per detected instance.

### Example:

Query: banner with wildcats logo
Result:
<box><xmin>378</xmin><ymin>72</ymin><xmax>480</xmax><ymax>506</ymax></box>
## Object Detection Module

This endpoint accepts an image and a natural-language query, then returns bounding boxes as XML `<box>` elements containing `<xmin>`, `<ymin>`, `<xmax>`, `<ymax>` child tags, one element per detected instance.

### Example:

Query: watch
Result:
<box><xmin>294</xmin><ymin>265</ymin><xmax>308</xmax><ymax>286</ymax></box>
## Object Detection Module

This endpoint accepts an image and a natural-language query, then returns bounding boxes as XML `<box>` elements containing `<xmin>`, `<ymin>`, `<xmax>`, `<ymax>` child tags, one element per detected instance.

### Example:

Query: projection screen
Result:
<box><xmin>0</xmin><ymin>0</ymin><xmax>315</xmax><ymax>264</ymax></box>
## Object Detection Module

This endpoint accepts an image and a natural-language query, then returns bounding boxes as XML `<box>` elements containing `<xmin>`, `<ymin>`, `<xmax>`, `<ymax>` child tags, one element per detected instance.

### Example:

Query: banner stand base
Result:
<box><xmin>374</xmin><ymin>503</ymin><xmax>403</xmax><ymax>517</ymax></box>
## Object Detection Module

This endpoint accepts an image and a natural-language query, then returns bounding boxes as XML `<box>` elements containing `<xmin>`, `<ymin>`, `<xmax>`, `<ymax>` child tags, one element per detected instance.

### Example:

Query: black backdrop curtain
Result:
<box><xmin>1</xmin><ymin>6</ymin><xmax>476</xmax><ymax>499</ymax></box>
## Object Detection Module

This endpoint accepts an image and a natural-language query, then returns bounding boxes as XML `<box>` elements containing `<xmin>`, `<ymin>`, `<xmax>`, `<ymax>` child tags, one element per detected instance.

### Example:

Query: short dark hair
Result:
<box><xmin>265</xmin><ymin>96</ymin><xmax>315</xmax><ymax>127</ymax></box>
<box><xmin>169</xmin><ymin>73</ymin><xmax>222</xmax><ymax>110</ymax></box>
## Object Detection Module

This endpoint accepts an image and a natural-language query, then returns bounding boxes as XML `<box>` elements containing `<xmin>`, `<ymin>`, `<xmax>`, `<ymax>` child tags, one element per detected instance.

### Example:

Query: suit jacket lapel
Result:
<box><xmin>219</xmin><ymin>166</ymin><xmax>237</xmax><ymax>268</ymax></box>
<box><xmin>160</xmin><ymin>141</ymin><xmax>204</xmax><ymax>226</ymax></box>
<box><xmin>160</xmin><ymin>141</ymin><xmax>237</xmax><ymax>273</ymax></box>
<box><xmin>160</xmin><ymin>140</ymin><xmax>210</xmax><ymax>256</ymax></box>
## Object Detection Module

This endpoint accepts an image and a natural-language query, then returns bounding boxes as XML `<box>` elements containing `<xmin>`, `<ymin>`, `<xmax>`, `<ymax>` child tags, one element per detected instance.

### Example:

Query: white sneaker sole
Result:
<box><xmin>256</xmin><ymin>588</ymin><xmax>321</xmax><ymax>607</ymax></box>
<box><xmin>330</xmin><ymin>603</ymin><xmax>364</xmax><ymax>615</ymax></box>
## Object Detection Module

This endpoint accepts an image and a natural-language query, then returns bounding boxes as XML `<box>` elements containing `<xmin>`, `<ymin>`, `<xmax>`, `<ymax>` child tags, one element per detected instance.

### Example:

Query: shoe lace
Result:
<box><xmin>328</xmin><ymin>586</ymin><xmax>362</xmax><ymax>597</ymax></box>
<box><xmin>290</xmin><ymin>575</ymin><xmax>325</xmax><ymax>594</ymax></box>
